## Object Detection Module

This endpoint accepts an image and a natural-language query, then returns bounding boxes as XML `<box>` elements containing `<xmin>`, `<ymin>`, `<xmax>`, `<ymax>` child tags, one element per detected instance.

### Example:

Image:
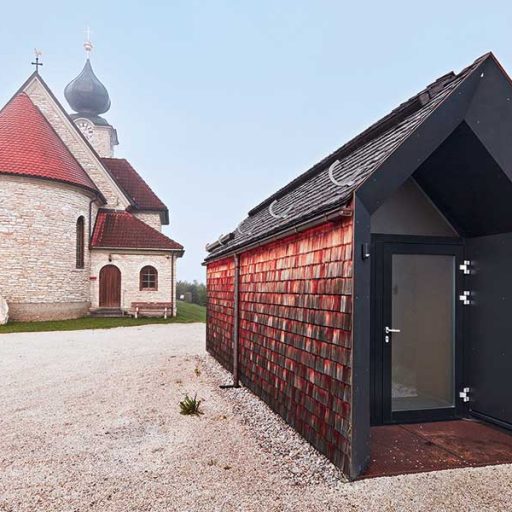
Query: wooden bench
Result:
<box><xmin>130</xmin><ymin>302</ymin><xmax>174</xmax><ymax>319</ymax></box>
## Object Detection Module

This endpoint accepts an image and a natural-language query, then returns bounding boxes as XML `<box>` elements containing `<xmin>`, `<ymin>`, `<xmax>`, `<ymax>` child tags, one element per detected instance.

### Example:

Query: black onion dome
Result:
<box><xmin>64</xmin><ymin>59</ymin><xmax>111</xmax><ymax>116</ymax></box>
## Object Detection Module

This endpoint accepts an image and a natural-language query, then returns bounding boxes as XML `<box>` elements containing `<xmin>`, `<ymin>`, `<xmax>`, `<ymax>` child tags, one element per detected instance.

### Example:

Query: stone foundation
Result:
<box><xmin>8</xmin><ymin>302</ymin><xmax>90</xmax><ymax>322</ymax></box>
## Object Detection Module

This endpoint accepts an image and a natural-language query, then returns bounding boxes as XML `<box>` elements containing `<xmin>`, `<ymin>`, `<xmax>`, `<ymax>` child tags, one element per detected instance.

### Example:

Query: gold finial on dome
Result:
<box><xmin>84</xmin><ymin>26</ymin><xmax>93</xmax><ymax>57</ymax></box>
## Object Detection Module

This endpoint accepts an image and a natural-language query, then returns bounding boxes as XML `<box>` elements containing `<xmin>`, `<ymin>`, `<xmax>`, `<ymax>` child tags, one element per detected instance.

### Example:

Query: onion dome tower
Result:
<box><xmin>64</xmin><ymin>32</ymin><xmax>118</xmax><ymax>157</ymax></box>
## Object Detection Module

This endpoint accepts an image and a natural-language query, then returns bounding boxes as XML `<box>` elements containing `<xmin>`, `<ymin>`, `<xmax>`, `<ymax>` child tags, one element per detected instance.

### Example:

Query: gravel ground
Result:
<box><xmin>0</xmin><ymin>324</ymin><xmax>511</xmax><ymax>511</ymax></box>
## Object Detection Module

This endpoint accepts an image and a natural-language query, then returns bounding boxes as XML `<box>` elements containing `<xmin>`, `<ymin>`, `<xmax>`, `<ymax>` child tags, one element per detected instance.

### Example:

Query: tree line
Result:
<box><xmin>176</xmin><ymin>280</ymin><xmax>207</xmax><ymax>307</ymax></box>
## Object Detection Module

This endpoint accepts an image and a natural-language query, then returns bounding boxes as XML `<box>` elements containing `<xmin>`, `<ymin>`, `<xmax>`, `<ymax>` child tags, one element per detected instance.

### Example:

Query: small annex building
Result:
<box><xmin>0</xmin><ymin>42</ymin><xmax>183</xmax><ymax>321</ymax></box>
<box><xmin>205</xmin><ymin>53</ymin><xmax>512</xmax><ymax>478</ymax></box>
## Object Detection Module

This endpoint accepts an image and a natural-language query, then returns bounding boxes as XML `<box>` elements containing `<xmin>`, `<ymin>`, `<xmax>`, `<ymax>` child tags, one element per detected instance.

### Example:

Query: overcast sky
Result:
<box><xmin>1</xmin><ymin>1</ymin><xmax>511</xmax><ymax>281</ymax></box>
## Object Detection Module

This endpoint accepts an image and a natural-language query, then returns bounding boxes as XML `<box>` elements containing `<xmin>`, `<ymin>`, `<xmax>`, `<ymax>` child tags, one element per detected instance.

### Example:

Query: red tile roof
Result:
<box><xmin>0</xmin><ymin>92</ymin><xmax>98</xmax><ymax>192</ymax></box>
<box><xmin>101</xmin><ymin>158</ymin><xmax>168</xmax><ymax>213</ymax></box>
<box><xmin>91</xmin><ymin>210</ymin><xmax>183</xmax><ymax>251</ymax></box>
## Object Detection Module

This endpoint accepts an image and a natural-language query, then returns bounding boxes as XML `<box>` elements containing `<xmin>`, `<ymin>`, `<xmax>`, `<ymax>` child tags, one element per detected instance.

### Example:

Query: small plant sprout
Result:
<box><xmin>179</xmin><ymin>394</ymin><xmax>203</xmax><ymax>416</ymax></box>
<box><xmin>194</xmin><ymin>365</ymin><xmax>201</xmax><ymax>377</ymax></box>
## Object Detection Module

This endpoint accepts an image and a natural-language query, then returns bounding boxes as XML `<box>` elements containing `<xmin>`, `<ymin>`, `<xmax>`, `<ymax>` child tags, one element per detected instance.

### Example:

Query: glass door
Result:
<box><xmin>381</xmin><ymin>241</ymin><xmax>464</xmax><ymax>423</ymax></box>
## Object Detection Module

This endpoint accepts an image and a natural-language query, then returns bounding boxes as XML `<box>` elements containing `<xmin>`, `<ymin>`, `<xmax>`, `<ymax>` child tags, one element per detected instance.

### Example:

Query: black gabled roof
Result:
<box><xmin>205</xmin><ymin>53</ymin><xmax>490</xmax><ymax>261</ymax></box>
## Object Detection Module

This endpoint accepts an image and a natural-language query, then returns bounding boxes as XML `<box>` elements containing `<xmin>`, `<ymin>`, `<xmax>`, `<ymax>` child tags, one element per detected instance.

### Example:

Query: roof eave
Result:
<box><xmin>204</xmin><ymin>203</ymin><xmax>353</xmax><ymax>263</ymax></box>
<box><xmin>0</xmin><ymin>170</ymin><xmax>105</xmax><ymax>201</ymax></box>
<box><xmin>91</xmin><ymin>245</ymin><xmax>184</xmax><ymax>255</ymax></box>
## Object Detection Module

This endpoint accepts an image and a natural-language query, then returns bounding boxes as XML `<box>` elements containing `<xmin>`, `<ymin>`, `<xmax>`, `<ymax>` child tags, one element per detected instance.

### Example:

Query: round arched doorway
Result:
<box><xmin>99</xmin><ymin>265</ymin><xmax>121</xmax><ymax>307</ymax></box>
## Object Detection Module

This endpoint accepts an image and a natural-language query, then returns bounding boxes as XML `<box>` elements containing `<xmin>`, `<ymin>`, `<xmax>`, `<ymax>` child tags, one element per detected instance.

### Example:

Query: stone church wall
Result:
<box><xmin>133</xmin><ymin>212</ymin><xmax>162</xmax><ymax>232</ymax></box>
<box><xmin>90</xmin><ymin>124</ymin><xmax>115</xmax><ymax>158</ymax></box>
<box><xmin>0</xmin><ymin>175</ymin><xmax>95</xmax><ymax>321</ymax></box>
<box><xmin>90</xmin><ymin>251</ymin><xmax>177</xmax><ymax>315</ymax></box>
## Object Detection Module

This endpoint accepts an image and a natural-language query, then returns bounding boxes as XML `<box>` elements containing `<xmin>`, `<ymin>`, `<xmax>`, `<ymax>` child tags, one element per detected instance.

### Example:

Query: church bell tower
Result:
<box><xmin>64</xmin><ymin>34</ymin><xmax>118</xmax><ymax>157</ymax></box>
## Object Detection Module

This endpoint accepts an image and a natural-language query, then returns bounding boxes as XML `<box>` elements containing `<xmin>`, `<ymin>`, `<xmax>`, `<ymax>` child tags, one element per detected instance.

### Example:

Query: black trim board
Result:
<box><xmin>350</xmin><ymin>196</ymin><xmax>371</xmax><ymax>479</ymax></box>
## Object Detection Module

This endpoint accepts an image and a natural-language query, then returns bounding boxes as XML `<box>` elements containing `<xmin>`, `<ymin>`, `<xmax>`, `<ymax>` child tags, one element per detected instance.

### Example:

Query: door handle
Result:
<box><xmin>384</xmin><ymin>326</ymin><xmax>400</xmax><ymax>343</ymax></box>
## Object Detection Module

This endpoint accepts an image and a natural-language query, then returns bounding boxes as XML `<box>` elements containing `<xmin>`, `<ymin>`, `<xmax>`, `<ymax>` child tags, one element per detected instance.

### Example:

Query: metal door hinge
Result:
<box><xmin>459</xmin><ymin>291</ymin><xmax>473</xmax><ymax>305</ymax></box>
<box><xmin>459</xmin><ymin>387</ymin><xmax>471</xmax><ymax>402</ymax></box>
<box><xmin>459</xmin><ymin>260</ymin><xmax>473</xmax><ymax>275</ymax></box>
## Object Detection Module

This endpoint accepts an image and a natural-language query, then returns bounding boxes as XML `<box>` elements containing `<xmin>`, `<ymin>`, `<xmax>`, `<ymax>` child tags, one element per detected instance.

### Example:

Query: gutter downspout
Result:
<box><xmin>220</xmin><ymin>252</ymin><xmax>241</xmax><ymax>389</ymax></box>
<box><xmin>171</xmin><ymin>253</ymin><xmax>175</xmax><ymax>316</ymax></box>
<box><xmin>88</xmin><ymin>197</ymin><xmax>95</xmax><ymax>242</ymax></box>
<box><xmin>87</xmin><ymin>194</ymin><xmax>99</xmax><ymax>314</ymax></box>
<box><xmin>232</xmin><ymin>253</ymin><xmax>240</xmax><ymax>387</ymax></box>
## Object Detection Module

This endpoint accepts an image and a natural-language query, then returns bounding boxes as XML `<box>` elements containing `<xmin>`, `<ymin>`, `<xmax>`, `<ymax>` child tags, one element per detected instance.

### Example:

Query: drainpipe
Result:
<box><xmin>220</xmin><ymin>252</ymin><xmax>240</xmax><ymax>389</ymax></box>
<box><xmin>232</xmin><ymin>253</ymin><xmax>240</xmax><ymax>387</ymax></box>
<box><xmin>170</xmin><ymin>253</ymin><xmax>175</xmax><ymax>315</ymax></box>
<box><xmin>88</xmin><ymin>197</ymin><xmax>95</xmax><ymax>242</ymax></box>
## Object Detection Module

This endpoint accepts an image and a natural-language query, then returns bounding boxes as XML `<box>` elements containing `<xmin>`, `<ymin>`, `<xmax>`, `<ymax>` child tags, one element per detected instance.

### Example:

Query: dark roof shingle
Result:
<box><xmin>205</xmin><ymin>54</ymin><xmax>489</xmax><ymax>260</ymax></box>
<box><xmin>91</xmin><ymin>210</ymin><xmax>183</xmax><ymax>251</ymax></box>
<box><xmin>101</xmin><ymin>158</ymin><xmax>169</xmax><ymax>220</ymax></box>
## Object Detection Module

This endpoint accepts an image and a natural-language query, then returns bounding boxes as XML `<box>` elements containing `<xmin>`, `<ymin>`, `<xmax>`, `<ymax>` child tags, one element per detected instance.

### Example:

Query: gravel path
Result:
<box><xmin>0</xmin><ymin>324</ymin><xmax>511</xmax><ymax>511</ymax></box>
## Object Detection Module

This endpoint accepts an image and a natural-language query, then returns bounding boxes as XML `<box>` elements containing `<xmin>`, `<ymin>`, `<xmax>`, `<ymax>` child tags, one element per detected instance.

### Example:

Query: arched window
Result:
<box><xmin>140</xmin><ymin>266</ymin><xmax>158</xmax><ymax>291</ymax></box>
<box><xmin>76</xmin><ymin>216</ymin><xmax>85</xmax><ymax>269</ymax></box>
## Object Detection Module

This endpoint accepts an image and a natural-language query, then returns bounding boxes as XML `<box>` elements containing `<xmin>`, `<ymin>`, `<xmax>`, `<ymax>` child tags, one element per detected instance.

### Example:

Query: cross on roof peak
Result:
<box><xmin>31</xmin><ymin>49</ymin><xmax>43</xmax><ymax>73</ymax></box>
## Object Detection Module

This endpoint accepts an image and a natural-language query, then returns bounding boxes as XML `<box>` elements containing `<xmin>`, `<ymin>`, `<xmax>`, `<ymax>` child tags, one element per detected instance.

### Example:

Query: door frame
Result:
<box><xmin>99</xmin><ymin>264</ymin><xmax>122</xmax><ymax>308</ymax></box>
<box><xmin>370</xmin><ymin>234</ymin><xmax>467</xmax><ymax>425</ymax></box>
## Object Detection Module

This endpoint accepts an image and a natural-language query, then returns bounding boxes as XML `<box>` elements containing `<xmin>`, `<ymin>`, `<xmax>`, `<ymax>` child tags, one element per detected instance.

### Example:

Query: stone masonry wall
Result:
<box><xmin>90</xmin><ymin>251</ymin><xmax>177</xmax><ymax>314</ymax></box>
<box><xmin>24</xmin><ymin>79</ymin><xmax>130</xmax><ymax>209</ymax></box>
<box><xmin>133</xmin><ymin>212</ymin><xmax>162</xmax><ymax>232</ymax></box>
<box><xmin>206</xmin><ymin>218</ymin><xmax>354</xmax><ymax>473</ymax></box>
<box><xmin>90</xmin><ymin>124</ymin><xmax>115</xmax><ymax>158</ymax></box>
<box><xmin>0</xmin><ymin>175</ymin><xmax>94</xmax><ymax>320</ymax></box>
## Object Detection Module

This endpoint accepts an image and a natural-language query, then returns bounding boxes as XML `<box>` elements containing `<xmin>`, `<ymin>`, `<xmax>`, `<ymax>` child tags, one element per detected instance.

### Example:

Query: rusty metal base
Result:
<box><xmin>361</xmin><ymin>418</ymin><xmax>512</xmax><ymax>479</ymax></box>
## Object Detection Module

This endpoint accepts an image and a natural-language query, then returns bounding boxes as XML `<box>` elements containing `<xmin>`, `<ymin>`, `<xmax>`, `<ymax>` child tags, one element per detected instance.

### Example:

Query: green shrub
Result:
<box><xmin>179</xmin><ymin>394</ymin><xmax>203</xmax><ymax>416</ymax></box>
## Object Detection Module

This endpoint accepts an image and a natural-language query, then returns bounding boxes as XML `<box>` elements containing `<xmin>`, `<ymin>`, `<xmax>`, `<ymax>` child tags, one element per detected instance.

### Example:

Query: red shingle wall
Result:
<box><xmin>206</xmin><ymin>258</ymin><xmax>235</xmax><ymax>372</ymax></box>
<box><xmin>206</xmin><ymin>217</ymin><xmax>354</xmax><ymax>473</ymax></box>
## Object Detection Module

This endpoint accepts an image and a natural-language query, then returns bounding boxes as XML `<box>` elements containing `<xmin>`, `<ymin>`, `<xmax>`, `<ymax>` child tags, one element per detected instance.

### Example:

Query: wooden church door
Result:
<box><xmin>99</xmin><ymin>265</ymin><xmax>121</xmax><ymax>307</ymax></box>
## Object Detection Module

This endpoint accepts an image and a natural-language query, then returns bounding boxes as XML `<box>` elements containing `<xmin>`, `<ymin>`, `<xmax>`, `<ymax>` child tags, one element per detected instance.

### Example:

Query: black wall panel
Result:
<box><xmin>466</xmin><ymin>233</ymin><xmax>512</xmax><ymax>427</ymax></box>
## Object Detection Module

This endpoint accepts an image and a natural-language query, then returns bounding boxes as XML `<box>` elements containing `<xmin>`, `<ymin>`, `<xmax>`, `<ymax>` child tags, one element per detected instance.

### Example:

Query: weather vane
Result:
<box><xmin>31</xmin><ymin>49</ymin><xmax>43</xmax><ymax>73</ymax></box>
<box><xmin>84</xmin><ymin>26</ymin><xmax>93</xmax><ymax>57</ymax></box>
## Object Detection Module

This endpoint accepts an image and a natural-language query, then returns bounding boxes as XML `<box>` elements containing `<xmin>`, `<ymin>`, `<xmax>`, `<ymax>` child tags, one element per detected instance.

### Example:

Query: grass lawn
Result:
<box><xmin>0</xmin><ymin>301</ymin><xmax>206</xmax><ymax>334</ymax></box>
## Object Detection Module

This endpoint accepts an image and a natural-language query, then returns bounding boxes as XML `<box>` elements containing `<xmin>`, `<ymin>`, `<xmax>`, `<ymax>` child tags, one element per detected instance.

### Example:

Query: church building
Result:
<box><xmin>0</xmin><ymin>41</ymin><xmax>184</xmax><ymax>321</ymax></box>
